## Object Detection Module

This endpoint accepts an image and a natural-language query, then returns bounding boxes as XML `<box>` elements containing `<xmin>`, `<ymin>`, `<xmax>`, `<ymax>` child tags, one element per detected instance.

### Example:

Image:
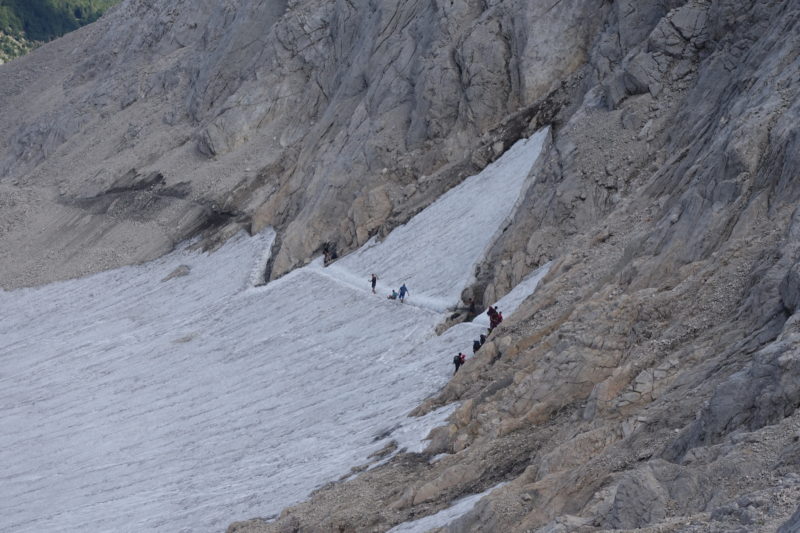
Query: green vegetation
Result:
<box><xmin>0</xmin><ymin>30</ymin><xmax>33</xmax><ymax>60</ymax></box>
<box><xmin>0</xmin><ymin>0</ymin><xmax>118</xmax><ymax>61</ymax></box>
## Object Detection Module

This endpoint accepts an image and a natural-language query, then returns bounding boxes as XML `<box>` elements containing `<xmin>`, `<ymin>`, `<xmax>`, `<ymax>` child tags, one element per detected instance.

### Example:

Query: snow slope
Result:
<box><xmin>0</xmin><ymin>129</ymin><xmax>549</xmax><ymax>532</ymax></box>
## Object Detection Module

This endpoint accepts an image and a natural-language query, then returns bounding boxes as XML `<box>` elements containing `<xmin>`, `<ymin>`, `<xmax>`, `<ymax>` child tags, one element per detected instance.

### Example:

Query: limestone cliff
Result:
<box><xmin>0</xmin><ymin>0</ymin><xmax>604</xmax><ymax>288</ymax></box>
<box><xmin>226</xmin><ymin>1</ymin><xmax>800</xmax><ymax>532</ymax></box>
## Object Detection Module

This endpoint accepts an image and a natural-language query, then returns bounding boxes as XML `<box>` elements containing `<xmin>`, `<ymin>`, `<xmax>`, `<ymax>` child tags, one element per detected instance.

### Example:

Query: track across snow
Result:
<box><xmin>0</xmin><ymin>129</ymin><xmax>549</xmax><ymax>532</ymax></box>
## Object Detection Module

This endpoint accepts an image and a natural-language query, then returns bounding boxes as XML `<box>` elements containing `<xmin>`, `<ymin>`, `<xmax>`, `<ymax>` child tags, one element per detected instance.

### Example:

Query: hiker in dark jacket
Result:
<box><xmin>473</xmin><ymin>340</ymin><xmax>481</xmax><ymax>354</ymax></box>
<box><xmin>453</xmin><ymin>352</ymin><xmax>466</xmax><ymax>374</ymax></box>
<box><xmin>488</xmin><ymin>306</ymin><xmax>500</xmax><ymax>331</ymax></box>
<box><xmin>370</xmin><ymin>273</ymin><xmax>378</xmax><ymax>293</ymax></box>
<box><xmin>399</xmin><ymin>283</ymin><xmax>409</xmax><ymax>303</ymax></box>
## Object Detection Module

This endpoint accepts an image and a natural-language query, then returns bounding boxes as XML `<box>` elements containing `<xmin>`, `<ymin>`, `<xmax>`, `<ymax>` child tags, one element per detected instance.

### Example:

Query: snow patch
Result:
<box><xmin>387</xmin><ymin>482</ymin><xmax>508</xmax><ymax>533</ymax></box>
<box><xmin>338</xmin><ymin>128</ymin><xmax>550</xmax><ymax>311</ymax></box>
<box><xmin>392</xmin><ymin>403</ymin><xmax>459</xmax><ymax>455</ymax></box>
<box><xmin>0</xmin><ymin>130</ymin><xmax>549</xmax><ymax>533</ymax></box>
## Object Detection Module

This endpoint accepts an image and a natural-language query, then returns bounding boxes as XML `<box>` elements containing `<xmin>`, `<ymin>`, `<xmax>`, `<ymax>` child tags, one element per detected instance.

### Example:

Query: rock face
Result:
<box><xmin>0</xmin><ymin>0</ymin><xmax>608</xmax><ymax>288</ymax></box>
<box><xmin>5</xmin><ymin>0</ymin><xmax>800</xmax><ymax>532</ymax></box>
<box><xmin>224</xmin><ymin>0</ymin><xmax>800</xmax><ymax>532</ymax></box>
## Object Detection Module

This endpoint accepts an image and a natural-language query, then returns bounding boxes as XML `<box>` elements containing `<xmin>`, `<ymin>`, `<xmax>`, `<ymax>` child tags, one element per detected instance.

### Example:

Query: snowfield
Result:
<box><xmin>0</xmin><ymin>129</ymin><xmax>549</xmax><ymax>532</ymax></box>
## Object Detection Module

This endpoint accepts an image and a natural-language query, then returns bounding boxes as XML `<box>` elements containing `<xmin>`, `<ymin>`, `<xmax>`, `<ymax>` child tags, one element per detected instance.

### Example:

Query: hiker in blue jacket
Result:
<box><xmin>398</xmin><ymin>283</ymin><xmax>409</xmax><ymax>303</ymax></box>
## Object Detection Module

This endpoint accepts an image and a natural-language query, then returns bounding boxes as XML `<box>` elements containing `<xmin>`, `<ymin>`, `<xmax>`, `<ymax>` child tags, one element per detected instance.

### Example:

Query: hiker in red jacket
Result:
<box><xmin>488</xmin><ymin>306</ymin><xmax>500</xmax><ymax>332</ymax></box>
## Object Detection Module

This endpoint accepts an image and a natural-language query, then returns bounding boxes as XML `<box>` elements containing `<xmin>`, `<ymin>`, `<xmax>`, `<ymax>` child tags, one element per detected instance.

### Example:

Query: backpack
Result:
<box><xmin>453</xmin><ymin>354</ymin><xmax>462</xmax><ymax>365</ymax></box>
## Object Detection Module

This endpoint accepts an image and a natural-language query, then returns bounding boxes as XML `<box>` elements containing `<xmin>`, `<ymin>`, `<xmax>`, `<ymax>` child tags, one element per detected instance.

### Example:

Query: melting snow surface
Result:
<box><xmin>0</xmin><ymin>129</ymin><xmax>548</xmax><ymax>532</ymax></box>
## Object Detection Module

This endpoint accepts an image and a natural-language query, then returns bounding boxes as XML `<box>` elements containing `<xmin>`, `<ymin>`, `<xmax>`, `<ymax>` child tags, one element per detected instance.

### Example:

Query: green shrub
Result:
<box><xmin>0</xmin><ymin>5</ymin><xmax>24</xmax><ymax>36</ymax></box>
<box><xmin>0</xmin><ymin>0</ymin><xmax>119</xmax><ymax>43</ymax></box>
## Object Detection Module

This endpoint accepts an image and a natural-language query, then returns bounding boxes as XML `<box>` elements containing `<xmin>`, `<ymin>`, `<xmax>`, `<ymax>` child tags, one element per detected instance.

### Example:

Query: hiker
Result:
<box><xmin>398</xmin><ymin>283</ymin><xmax>409</xmax><ymax>303</ymax></box>
<box><xmin>323</xmin><ymin>243</ymin><xmax>338</xmax><ymax>265</ymax></box>
<box><xmin>472</xmin><ymin>339</ymin><xmax>481</xmax><ymax>354</ymax></box>
<box><xmin>479</xmin><ymin>334</ymin><xmax>487</xmax><ymax>346</ymax></box>
<box><xmin>490</xmin><ymin>309</ymin><xmax>503</xmax><ymax>330</ymax></box>
<box><xmin>488</xmin><ymin>306</ymin><xmax>500</xmax><ymax>331</ymax></box>
<box><xmin>453</xmin><ymin>352</ymin><xmax>466</xmax><ymax>374</ymax></box>
<box><xmin>388</xmin><ymin>290</ymin><xmax>398</xmax><ymax>300</ymax></box>
<box><xmin>370</xmin><ymin>273</ymin><xmax>378</xmax><ymax>294</ymax></box>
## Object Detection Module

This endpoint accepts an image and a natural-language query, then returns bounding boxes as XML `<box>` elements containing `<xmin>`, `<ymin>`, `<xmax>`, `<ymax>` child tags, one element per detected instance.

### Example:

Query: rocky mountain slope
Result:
<box><xmin>3</xmin><ymin>0</ymin><xmax>800</xmax><ymax>531</ymax></box>
<box><xmin>229</xmin><ymin>0</ymin><xmax>800</xmax><ymax>531</ymax></box>
<box><xmin>0</xmin><ymin>0</ymin><xmax>603</xmax><ymax>289</ymax></box>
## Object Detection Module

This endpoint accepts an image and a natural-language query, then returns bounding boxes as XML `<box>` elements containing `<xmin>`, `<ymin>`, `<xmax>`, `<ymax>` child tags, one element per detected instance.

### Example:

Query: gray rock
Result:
<box><xmin>710</xmin><ymin>503</ymin><xmax>755</xmax><ymax>526</ymax></box>
<box><xmin>666</xmin><ymin>333</ymin><xmax>800</xmax><ymax>461</ymax></box>
<box><xmin>780</xmin><ymin>263</ymin><xmax>800</xmax><ymax>314</ymax></box>
<box><xmin>0</xmin><ymin>0</ymin><xmax>613</xmax><ymax>288</ymax></box>
<box><xmin>161</xmin><ymin>265</ymin><xmax>191</xmax><ymax>282</ymax></box>
<box><xmin>779</xmin><ymin>504</ymin><xmax>800</xmax><ymax>533</ymax></box>
<box><xmin>670</xmin><ymin>2</ymin><xmax>709</xmax><ymax>46</ymax></box>
<box><xmin>601</xmin><ymin>468</ymin><xmax>668</xmax><ymax>529</ymax></box>
<box><xmin>614</xmin><ymin>0</ymin><xmax>678</xmax><ymax>51</ymax></box>
<box><xmin>624</xmin><ymin>52</ymin><xmax>662</xmax><ymax>96</ymax></box>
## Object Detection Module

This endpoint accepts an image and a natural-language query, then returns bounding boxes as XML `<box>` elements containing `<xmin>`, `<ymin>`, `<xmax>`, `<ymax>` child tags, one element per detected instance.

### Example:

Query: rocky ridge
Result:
<box><xmin>227</xmin><ymin>0</ymin><xmax>800</xmax><ymax>531</ymax></box>
<box><xmin>0</xmin><ymin>0</ymin><xmax>605</xmax><ymax>289</ymax></box>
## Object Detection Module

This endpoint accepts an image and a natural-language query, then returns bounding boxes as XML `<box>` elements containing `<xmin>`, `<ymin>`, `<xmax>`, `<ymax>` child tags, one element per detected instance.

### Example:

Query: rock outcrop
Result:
<box><xmin>0</xmin><ymin>0</ymin><xmax>608</xmax><ymax>288</ymax></box>
<box><xmin>226</xmin><ymin>0</ymin><xmax>800</xmax><ymax>531</ymax></box>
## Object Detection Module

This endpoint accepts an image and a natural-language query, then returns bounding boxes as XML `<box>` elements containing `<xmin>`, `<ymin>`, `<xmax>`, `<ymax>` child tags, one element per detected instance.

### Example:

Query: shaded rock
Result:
<box><xmin>780</xmin><ymin>263</ymin><xmax>800</xmax><ymax>314</ymax></box>
<box><xmin>670</xmin><ymin>2</ymin><xmax>709</xmax><ymax>46</ymax></box>
<box><xmin>624</xmin><ymin>52</ymin><xmax>662</xmax><ymax>97</ymax></box>
<box><xmin>426</xmin><ymin>424</ymin><xmax>458</xmax><ymax>456</ymax></box>
<box><xmin>601</xmin><ymin>467</ymin><xmax>668</xmax><ymax>529</ymax></box>
<box><xmin>666</xmin><ymin>331</ymin><xmax>800</xmax><ymax>461</ymax></box>
<box><xmin>413</xmin><ymin>463</ymin><xmax>483</xmax><ymax>505</ymax></box>
<box><xmin>710</xmin><ymin>503</ymin><xmax>755</xmax><ymax>526</ymax></box>
<box><xmin>779</xmin><ymin>504</ymin><xmax>800</xmax><ymax>533</ymax></box>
